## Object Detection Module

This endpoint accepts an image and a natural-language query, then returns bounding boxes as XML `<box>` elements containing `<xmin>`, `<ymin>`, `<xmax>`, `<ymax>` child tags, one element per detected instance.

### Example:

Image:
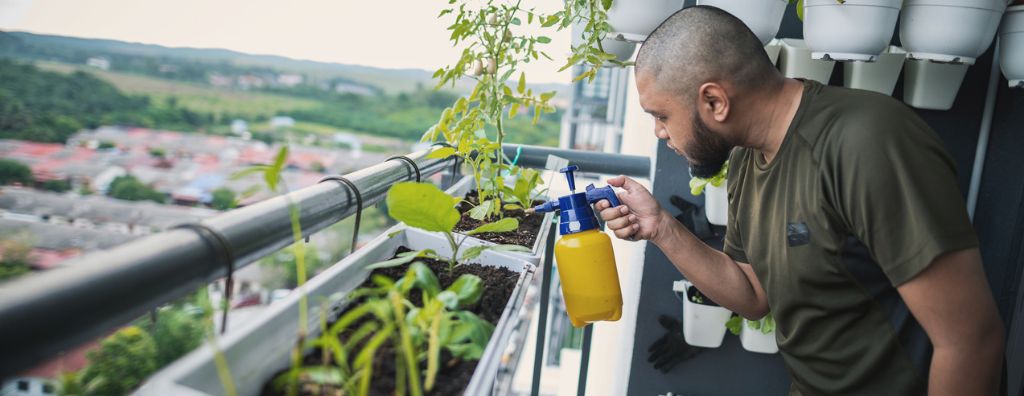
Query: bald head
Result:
<box><xmin>636</xmin><ymin>6</ymin><xmax>779</xmax><ymax>103</ymax></box>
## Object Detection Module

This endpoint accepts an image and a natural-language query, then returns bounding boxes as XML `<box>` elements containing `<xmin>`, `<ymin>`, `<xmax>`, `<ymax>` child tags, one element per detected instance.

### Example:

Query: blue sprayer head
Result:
<box><xmin>530</xmin><ymin>165</ymin><xmax>621</xmax><ymax>235</ymax></box>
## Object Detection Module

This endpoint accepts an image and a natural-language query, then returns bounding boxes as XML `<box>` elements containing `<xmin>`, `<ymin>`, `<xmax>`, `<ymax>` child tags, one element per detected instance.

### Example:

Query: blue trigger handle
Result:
<box><xmin>586</xmin><ymin>184</ymin><xmax>621</xmax><ymax>207</ymax></box>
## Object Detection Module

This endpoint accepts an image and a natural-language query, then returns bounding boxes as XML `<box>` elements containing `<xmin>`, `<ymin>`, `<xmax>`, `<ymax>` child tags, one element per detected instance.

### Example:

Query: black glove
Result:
<box><xmin>647</xmin><ymin>314</ymin><xmax>702</xmax><ymax>373</ymax></box>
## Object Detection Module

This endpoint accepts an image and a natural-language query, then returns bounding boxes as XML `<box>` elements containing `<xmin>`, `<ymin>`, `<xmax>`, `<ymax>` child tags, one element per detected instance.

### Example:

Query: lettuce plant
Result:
<box><xmin>689</xmin><ymin>160</ymin><xmax>728</xmax><ymax>197</ymax></box>
<box><xmin>726</xmin><ymin>312</ymin><xmax>777</xmax><ymax>335</ymax></box>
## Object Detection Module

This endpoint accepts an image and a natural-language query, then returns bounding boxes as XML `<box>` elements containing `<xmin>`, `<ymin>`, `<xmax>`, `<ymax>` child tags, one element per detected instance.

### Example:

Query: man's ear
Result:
<box><xmin>697</xmin><ymin>82</ymin><xmax>730</xmax><ymax>123</ymax></box>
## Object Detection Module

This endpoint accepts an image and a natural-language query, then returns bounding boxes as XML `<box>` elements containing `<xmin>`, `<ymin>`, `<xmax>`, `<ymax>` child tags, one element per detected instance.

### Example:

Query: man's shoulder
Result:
<box><xmin>799</xmin><ymin>85</ymin><xmax>931</xmax><ymax>158</ymax></box>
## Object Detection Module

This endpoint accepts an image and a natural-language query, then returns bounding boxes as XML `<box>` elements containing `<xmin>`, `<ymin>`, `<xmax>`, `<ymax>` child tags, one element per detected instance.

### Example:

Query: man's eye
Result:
<box><xmin>657</xmin><ymin>116</ymin><xmax>667</xmax><ymax>122</ymax></box>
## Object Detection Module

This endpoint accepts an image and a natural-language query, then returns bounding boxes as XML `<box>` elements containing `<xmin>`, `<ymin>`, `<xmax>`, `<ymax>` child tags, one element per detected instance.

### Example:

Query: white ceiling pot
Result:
<box><xmin>778</xmin><ymin>38</ymin><xmax>837</xmax><ymax>84</ymax></box>
<box><xmin>900</xmin><ymin>0</ymin><xmax>1008</xmax><ymax>65</ymax></box>
<box><xmin>999</xmin><ymin>5</ymin><xmax>1024</xmax><ymax>88</ymax></box>
<box><xmin>843</xmin><ymin>46</ymin><xmax>907</xmax><ymax>95</ymax></box>
<box><xmin>902</xmin><ymin>58</ymin><xmax>970</xmax><ymax>110</ymax></box>
<box><xmin>696</xmin><ymin>0</ymin><xmax>789</xmax><ymax>46</ymax></box>
<box><xmin>803</xmin><ymin>0</ymin><xmax>903</xmax><ymax>62</ymax></box>
<box><xmin>606</xmin><ymin>0</ymin><xmax>685</xmax><ymax>39</ymax></box>
<box><xmin>601</xmin><ymin>37</ymin><xmax>639</xmax><ymax>62</ymax></box>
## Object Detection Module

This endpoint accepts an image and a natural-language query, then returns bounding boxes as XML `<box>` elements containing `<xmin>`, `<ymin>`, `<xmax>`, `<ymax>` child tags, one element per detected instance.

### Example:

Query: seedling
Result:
<box><xmin>726</xmin><ymin>312</ymin><xmax>777</xmax><ymax>335</ymax></box>
<box><xmin>274</xmin><ymin>262</ymin><xmax>494</xmax><ymax>396</ymax></box>
<box><xmin>373</xmin><ymin>182</ymin><xmax>529</xmax><ymax>272</ymax></box>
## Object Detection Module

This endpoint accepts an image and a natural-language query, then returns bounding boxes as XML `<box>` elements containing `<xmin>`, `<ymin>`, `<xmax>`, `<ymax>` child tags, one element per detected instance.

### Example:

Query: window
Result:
<box><xmin>16</xmin><ymin>380</ymin><xmax>29</xmax><ymax>391</ymax></box>
<box><xmin>42</xmin><ymin>383</ymin><xmax>55</xmax><ymax>394</ymax></box>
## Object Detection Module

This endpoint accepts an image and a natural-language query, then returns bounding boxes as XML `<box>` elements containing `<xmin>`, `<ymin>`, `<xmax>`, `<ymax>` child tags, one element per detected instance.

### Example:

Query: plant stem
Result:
<box><xmin>390</xmin><ymin>292</ymin><xmax>423</xmax><ymax>396</ymax></box>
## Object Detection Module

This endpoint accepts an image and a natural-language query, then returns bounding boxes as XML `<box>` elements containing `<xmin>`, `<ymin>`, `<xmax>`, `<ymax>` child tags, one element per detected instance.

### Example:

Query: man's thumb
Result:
<box><xmin>608</xmin><ymin>175</ymin><xmax>638</xmax><ymax>191</ymax></box>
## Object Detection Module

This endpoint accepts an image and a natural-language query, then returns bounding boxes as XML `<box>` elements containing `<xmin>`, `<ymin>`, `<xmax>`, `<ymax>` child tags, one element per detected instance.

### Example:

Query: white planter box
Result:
<box><xmin>999</xmin><ymin>5</ymin><xmax>1024</xmax><ymax>88</ymax></box>
<box><xmin>740</xmin><ymin>321</ymin><xmax>779</xmax><ymax>354</ymax></box>
<box><xmin>697</xmin><ymin>0</ymin><xmax>788</xmax><ymax>46</ymax></box>
<box><xmin>765</xmin><ymin>39</ymin><xmax>783</xmax><ymax>65</ymax></box>
<box><xmin>902</xmin><ymin>58</ymin><xmax>970</xmax><ymax>110</ymax></box>
<box><xmin>138</xmin><ymin>226</ymin><xmax>536</xmax><ymax>396</ymax></box>
<box><xmin>704</xmin><ymin>181</ymin><xmax>727</xmax><ymax>227</ymax></box>
<box><xmin>803</xmin><ymin>0</ymin><xmax>902</xmax><ymax>62</ymax></box>
<box><xmin>674</xmin><ymin>280</ymin><xmax>731</xmax><ymax>348</ymax></box>
<box><xmin>843</xmin><ymin>46</ymin><xmax>907</xmax><ymax>95</ymax></box>
<box><xmin>607</xmin><ymin>0</ymin><xmax>685</xmax><ymax>38</ymax></box>
<box><xmin>778</xmin><ymin>38</ymin><xmax>837</xmax><ymax>84</ymax></box>
<box><xmin>446</xmin><ymin>175</ymin><xmax>554</xmax><ymax>265</ymax></box>
<box><xmin>900</xmin><ymin>0</ymin><xmax>1007</xmax><ymax>65</ymax></box>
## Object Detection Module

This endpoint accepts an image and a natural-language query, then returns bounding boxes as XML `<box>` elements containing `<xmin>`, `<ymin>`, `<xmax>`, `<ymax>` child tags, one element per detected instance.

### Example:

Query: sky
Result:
<box><xmin>0</xmin><ymin>0</ymin><xmax>576</xmax><ymax>83</ymax></box>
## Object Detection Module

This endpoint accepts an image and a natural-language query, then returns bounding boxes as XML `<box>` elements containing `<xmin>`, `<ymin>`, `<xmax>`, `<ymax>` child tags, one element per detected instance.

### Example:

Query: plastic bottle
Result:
<box><xmin>531</xmin><ymin>165</ymin><xmax>624</xmax><ymax>327</ymax></box>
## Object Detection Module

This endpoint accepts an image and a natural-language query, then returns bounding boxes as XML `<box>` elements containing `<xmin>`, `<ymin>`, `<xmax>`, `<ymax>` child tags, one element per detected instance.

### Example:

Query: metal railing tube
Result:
<box><xmin>502</xmin><ymin>144</ymin><xmax>650</xmax><ymax>178</ymax></box>
<box><xmin>0</xmin><ymin>147</ymin><xmax>451</xmax><ymax>377</ymax></box>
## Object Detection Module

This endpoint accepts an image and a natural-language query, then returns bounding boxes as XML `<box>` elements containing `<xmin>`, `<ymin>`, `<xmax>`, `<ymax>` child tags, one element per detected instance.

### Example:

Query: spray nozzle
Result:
<box><xmin>560</xmin><ymin>165</ymin><xmax>579</xmax><ymax>192</ymax></box>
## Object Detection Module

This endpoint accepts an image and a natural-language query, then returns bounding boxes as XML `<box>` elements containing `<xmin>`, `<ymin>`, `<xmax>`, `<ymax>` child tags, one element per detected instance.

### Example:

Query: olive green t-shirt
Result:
<box><xmin>724</xmin><ymin>80</ymin><xmax>978</xmax><ymax>395</ymax></box>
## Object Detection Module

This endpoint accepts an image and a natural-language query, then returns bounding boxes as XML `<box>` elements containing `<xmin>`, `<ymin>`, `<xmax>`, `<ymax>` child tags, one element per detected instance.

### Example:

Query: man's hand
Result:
<box><xmin>595</xmin><ymin>175</ymin><xmax>667</xmax><ymax>243</ymax></box>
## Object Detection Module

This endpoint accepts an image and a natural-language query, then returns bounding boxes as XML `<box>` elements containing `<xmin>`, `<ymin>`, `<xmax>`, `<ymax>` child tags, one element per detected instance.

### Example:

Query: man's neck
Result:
<box><xmin>741</xmin><ymin>78</ymin><xmax>805</xmax><ymax>164</ymax></box>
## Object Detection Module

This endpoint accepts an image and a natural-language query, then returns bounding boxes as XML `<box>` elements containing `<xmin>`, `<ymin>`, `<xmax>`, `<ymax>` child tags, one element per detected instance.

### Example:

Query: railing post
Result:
<box><xmin>531</xmin><ymin>221</ymin><xmax>557</xmax><ymax>396</ymax></box>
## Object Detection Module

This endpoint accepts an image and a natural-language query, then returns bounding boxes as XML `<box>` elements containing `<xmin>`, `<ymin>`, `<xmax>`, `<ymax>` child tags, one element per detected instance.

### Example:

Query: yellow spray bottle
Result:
<box><xmin>530</xmin><ymin>165</ymin><xmax>623</xmax><ymax>327</ymax></box>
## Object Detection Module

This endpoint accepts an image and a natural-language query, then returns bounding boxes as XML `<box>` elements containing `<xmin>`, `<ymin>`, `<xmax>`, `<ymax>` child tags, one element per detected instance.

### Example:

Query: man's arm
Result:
<box><xmin>897</xmin><ymin>248</ymin><xmax>1004</xmax><ymax>395</ymax></box>
<box><xmin>596</xmin><ymin>176</ymin><xmax>769</xmax><ymax>319</ymax></box>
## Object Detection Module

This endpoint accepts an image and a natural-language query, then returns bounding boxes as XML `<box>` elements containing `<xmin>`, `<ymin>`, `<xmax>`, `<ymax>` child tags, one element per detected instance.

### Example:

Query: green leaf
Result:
<box><xmin>272</xmin><ymin>146</ymin><xmax>289</xmax><ymax>173</ymax></box>
<box><xmin>601</xmin><ymin>0</ymin><xmax>613</xmax><ymax>10</ymax></box>
<box><xmin>517</xmin><ymin>72</ymin><xmax>526</xmax><ymax>94</ymax></box>
<box><xmin>408</xmin><ymin>262</ymin><xmax>441</xmax><ymax>298</ymax></box>
<box><xmin>725</xmin><ymin>315</ymin><xmax>743</xmax><ymax>336</ymax></box>
<box><xmin>536</xmin><ymin>36</ymin><xmax>551</xmax><ymax>44</ymax></box>
<box><xmin>229</xmin><ymin>166</ymin><xmax>267</xmax><ymax>181</ymax></box>
<box><xmin>467</xmin><ymin>199</ymin><xmax>493</xmax><ymax>221</ymax></box>
<box><xmin>466</xmin><ymin>217</ymin><xmax>519</xmax><ymax>235</ymax></box>
<box><xmin>386</xmin><ymin>182</ymin><xmax>461</xmax><ymax>233</ymax></box>
<box><xmin>511</xmin><ymin>17</ymin><xmax>521</xmax><ymax>25</ymax></box>
<box><xmin>489</xmin><ymin>244</ymin><xmax>531</xmax><ymax>253</ymax></box>
<box><xmin>541</xmin><ymin>15</ymin><xmax>559</xmax><ymax>27</ymax></box>
<box><xmin>459</xmin><ymin>245</ymin><xmax>490</xmax><ymax>262</ymax></box>
<box><xmin>436</xmin><ymin>290</ymin><xmax>460</xmax><ymax>310</ymax></box>
<box><xmin>540</xmin><ymin>91</ymin><xmax>557</xmax><ymax>101</ymax></box>
<box><xmin>426</xmin><ymin>147</ymin><xmax>456</xmax><ymax>159</ymax></box>
<box><xmin>366</xmin><ymin>249</ymin><xmax>435</xmax><ymax>270</ymax></box>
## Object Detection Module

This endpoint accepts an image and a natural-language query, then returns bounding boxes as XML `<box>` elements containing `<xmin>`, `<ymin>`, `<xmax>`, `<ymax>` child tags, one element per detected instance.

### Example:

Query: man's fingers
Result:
<box><xmin>600</xmin><ymin>206</ymin><xmax>627</xmax><ymax>221</ymax></box>
<box><xmin>606</xmin><ymin>175</ymin><xmax>626</xmax><ymax>187</ymax></box>
<box><xmin>595</xmin><ymin>200</ymin><xmax>609</xmax><ymax>211</ymax></box>
<box><xmin>606</xmin><ymin>216</ymin><xmax>632</xmax><ymax>231</ymax></box>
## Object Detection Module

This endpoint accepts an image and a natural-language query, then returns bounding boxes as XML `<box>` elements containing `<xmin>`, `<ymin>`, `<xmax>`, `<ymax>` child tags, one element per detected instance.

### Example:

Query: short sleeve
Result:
<box><xmin>723</xmin><ymin>151</ymin><xmax>749</xmax><ymax>264</ymax></box>
<box><xmin>824</xmin><ymin>109</ymin><xmax>978</xmax><ymax>286</ymax></box>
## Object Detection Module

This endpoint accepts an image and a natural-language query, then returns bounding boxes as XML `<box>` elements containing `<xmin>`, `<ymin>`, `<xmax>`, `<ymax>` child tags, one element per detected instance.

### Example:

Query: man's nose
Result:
<box><xmin>654</xmin><ymin>128</ymin><xmax>668</xmax><ymax>140</ymax></box>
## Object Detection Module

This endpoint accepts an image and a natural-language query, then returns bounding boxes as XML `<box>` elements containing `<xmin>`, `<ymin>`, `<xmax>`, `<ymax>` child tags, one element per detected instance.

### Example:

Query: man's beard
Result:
<box><xmin>685</xmin><ymin>112</ymin><xmax>732</xmax><ymax>179</ymax></box>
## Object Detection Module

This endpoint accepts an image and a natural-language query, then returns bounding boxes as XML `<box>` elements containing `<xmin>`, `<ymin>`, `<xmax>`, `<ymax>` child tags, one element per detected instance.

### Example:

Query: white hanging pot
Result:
<box><xmin>803</xmin><ymin>0</ymin><xmax>903</xmax><ymax>62</ymax></box>
<box><xmin>740</xmin><ymin>320</ymin><xmax>779</xmax><ymax>354</ymax></box>
<box><xmin>843</xmin><ymin>46</ymin><xmax>907</xmax><ymax>95</ymax></box>
<box><xmin>704</xmin><ymin>180</ymin><xmax>727</xmax><ymax>226</ymax></box>
<box><xmin>606</xmin><ymin>0</ymin><xmax>686</xmax><ymax>38</ymax></box>
<box><xmin>696</xmin><ymin>0</ymin><xmax>789</xmax><ymax>46</ymax></box>
<box><xmin>765</xmin><ymin>38</ymin><xmax>784</xmax><ymax>65</ymax></box>
<box><xmin>601</xmin><ymin>36</ymin><xmax>638</xmax><ymax>62</ymax></box>
<box><xmin>778</xmin><ymin>38</ymin><xmax>837</xmax><ymax>83</ymax></box>
<box><xmin>902</xmin><ymin>58</ymin><xmax>970</xmax><ymax>110</ymax></box>
<box><xmin>999</xmin><ymin>5</ymin><xmax>1024</xmax><ymax>88</ymax></box>
<box><xmin>674</xmin><ymin>280</ymin><xmax>731</xmax><ymax>348</ymax></box>
<box><xmin>900</xmin><ymin>0</ymin><xmax>1007</xmax><ymax>65</ymax></box>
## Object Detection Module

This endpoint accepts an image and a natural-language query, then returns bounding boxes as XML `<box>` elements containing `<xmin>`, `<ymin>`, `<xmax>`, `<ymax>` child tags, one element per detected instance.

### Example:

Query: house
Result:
<box><xmin>85</xmin><ymin>56</ymin><xmax>110</xmax><ymax>70</ymax></box>
<box><xmin>275</xmin><ymin>73</ymin><xmax>303</xmax><ymax>87</ymax></box>
<box><xmin>270</xmin><ymin>116</ymin><xmax>295</xmax><ymax>129</ymax></box>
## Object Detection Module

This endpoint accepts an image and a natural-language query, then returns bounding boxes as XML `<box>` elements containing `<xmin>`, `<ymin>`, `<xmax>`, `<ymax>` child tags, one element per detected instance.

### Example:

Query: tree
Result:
<box><xmin>210</xmin><ymin>187</ymin><xmax>236</xmax><ymax>211</ymax></box>
<box><xmin>260</xmin><ymin>243</ymin><xmax>326</xmax><ymax>289</ymax></box>
<box><xmin>79</xmin><ymin>326</ymin><xmax>158</xmax><ymax>396</ymax></box>
<box><xmin>107</xmin><ymin>175</ymin><xmax>165</xmax><ymax>203</ymax></box>
<box><xmin>149</xmin><ymin>308</ymin><xmax>205</xmax><ymax>367</ymax></box>
<box><xmin>42</xmin><ymin>179</ymin><xmax>71</xmax><ymax>193</ymax></box>
<box><xmin>0</xmin><ymin>238</ymin><xmax>32</xmax><ymax>282</ymax></box>
<box><xmin>148</xmin><ymin>147</ymin><xmax>166</xmax><ymax>158</ymax></box>
<box><xmin>0</xmin><ymin>158</ymin><xmax>31</xmax><ymax>186</ymax></box>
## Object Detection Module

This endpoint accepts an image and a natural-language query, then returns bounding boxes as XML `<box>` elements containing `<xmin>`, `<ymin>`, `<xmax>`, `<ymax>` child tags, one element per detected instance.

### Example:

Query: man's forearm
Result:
<box><xmin>652</xmin><ymin>210</ymin><xmax>768</xmax><ymax>318</ymax></box>
<box><xmin>927</xmin><ymin>322</ymin><xmax>1004</xmax><ymax>396</ymax></box>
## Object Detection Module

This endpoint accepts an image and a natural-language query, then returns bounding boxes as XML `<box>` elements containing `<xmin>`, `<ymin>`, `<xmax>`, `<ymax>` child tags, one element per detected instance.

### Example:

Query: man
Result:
<box><xmin>595</xmin><ymin>6</ymin><xmax>1005</xmax><ymax>395</ymax></box>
